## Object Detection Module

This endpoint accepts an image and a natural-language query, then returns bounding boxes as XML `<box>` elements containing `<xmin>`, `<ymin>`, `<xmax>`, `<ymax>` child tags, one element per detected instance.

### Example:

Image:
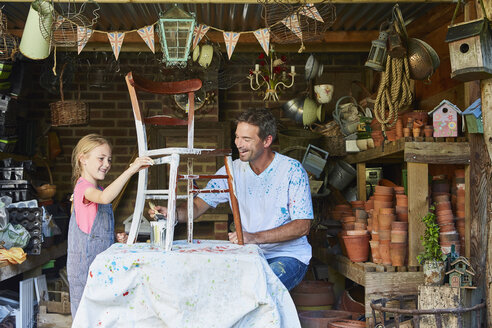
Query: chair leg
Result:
<box><xmin>187</xmin><ymin>157</ymin><xmax>194</xmax><ymax>243</ymax></box>
<box><xmin>225</xmin><ymin>156</ymin><xmax>243</xmax><ymax>245</ymax></box>
<box><xmin>127</xmin><ymin>168</ymin><xmax>148</xmax><ymax>244</ymax></box>
<box><xmin>164</xmin><ymin>153</ymin><xmax>179</xmax><ymax>251</ymax></box>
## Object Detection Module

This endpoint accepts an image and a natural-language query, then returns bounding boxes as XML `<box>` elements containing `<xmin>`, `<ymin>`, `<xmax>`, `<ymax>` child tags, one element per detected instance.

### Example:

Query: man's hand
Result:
<box><xmin>228</xmin><ymin>231</ymin><xmax>256</xmax><ymax>244</ymax></box>
<box><xmin>148</xmin><ymin>205</ymin><xmax>168</xmax><ymax>219</ymax></box>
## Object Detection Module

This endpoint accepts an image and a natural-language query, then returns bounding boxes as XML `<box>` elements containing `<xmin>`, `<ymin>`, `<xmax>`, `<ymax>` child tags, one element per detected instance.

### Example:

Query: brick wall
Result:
<box><xmin>22</xmin><ymin>51</ymin><xmax>366</xmax><ymax>230</ymax></box>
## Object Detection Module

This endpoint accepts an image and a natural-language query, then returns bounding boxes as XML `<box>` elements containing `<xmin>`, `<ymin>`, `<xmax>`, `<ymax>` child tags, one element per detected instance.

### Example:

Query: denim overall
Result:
<box><xmin>67</xmin><ymin>201</ymin><xmax>114</xmax><ymax>317</ymax></box>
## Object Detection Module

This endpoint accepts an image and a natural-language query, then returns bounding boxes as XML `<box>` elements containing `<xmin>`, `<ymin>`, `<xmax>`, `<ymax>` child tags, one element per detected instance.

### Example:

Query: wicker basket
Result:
<box><xmin>50</xmin><ymin>65</ymin><xmax>88</xmax><ymax>127</ymax></box>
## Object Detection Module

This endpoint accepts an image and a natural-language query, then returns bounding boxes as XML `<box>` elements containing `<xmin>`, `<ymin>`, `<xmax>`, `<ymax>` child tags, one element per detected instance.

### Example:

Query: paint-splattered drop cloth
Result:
<box><xmin>72</xmin><ymin>240</ymin><xmax>301</xmax><ymax>328</ymax></box>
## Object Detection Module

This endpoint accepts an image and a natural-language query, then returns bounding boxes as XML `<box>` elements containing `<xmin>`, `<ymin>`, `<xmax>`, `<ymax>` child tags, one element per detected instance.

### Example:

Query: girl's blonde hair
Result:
<box><xmin>71</xmin><ymin>134</ymin><xmax>111</xmax><ymax>186</ymax></box>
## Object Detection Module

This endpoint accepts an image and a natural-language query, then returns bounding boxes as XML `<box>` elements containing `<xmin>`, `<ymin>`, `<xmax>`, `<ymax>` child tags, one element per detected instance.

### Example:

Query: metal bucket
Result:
<box><xmin>328</xmin><ymin>160</ymin><xmax>356</xmax><ymax>191</ymax></box>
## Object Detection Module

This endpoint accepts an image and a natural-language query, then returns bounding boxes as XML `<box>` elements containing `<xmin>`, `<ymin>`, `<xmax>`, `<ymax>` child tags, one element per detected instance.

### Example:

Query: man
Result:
<box><xmin>151</xmin><ymin>108</ymin><xmax>313</xmax><ymax>290</ymax></box>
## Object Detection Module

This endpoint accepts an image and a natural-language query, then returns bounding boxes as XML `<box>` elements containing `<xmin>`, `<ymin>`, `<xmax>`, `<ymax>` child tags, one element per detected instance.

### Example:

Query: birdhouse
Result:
<box><xmin>429</xmin><ymin>100</ymin><xmax>462</xmax><ymax>137</ymax></box>
<box><xmin>445</xmin><ymin>18</ymin><xmax>492</xmax><ymax>82</ymax></box>
<box><xmin>446</xmin><ymin>256</ymin><xmax>475</xmax><ymax>288</ymax></box>
<box><xmin>462</xmin><ymin>98</ymin><xmax>483</xmax><ymax>134</ymax></box>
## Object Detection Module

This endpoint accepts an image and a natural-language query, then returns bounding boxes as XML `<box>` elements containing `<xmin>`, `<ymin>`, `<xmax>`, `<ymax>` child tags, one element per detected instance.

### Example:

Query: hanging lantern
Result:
<box><xmin>365</xmin><ymin>28</ymin><xmax>389</xmax><ymax>72</ymax></box>
<box><xmin>157</xmin><ymin>5</ymin><xmax>196</xmax><ymax>67</ymax></box>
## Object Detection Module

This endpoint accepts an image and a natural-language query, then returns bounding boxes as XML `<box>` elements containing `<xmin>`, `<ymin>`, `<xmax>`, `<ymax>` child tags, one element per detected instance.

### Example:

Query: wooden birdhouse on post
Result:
<box><xmin>462</xmin><ymin>98</ymin><xmax>483</xmax><ymax>134</ymax></box>
<box><xmin>446</xmin><ymin>256</ymin><xmax>475</xmax><ymax>288</ymax></box>
<box><xmin>445</xmin><ymin>17</ymin><xmax>492</xmax><ymax>82</ymax></box>
<box><xmin>429</xmin><ymin>100</ymin><xmax>462</xmax><ymax>137</ymax></box>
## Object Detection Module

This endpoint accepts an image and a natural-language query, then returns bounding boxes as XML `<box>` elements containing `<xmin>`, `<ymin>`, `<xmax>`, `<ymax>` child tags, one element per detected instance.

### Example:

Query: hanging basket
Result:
<box><xmin>50</xmin><ymin>65</ymin><xmax>88</xmax><ymax>127</ymax></box>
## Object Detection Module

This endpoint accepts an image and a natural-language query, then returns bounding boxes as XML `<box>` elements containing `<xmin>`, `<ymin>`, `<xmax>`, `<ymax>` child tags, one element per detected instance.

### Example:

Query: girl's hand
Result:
<box><xmin>128</xmin><ymin>156</ymin><xmax>154</xmax><ymax>174</ymax></box>
<box><xmin>148</xmin><ymin>205</ymin><xmax>168</xmax><ymax>219</ymax></box>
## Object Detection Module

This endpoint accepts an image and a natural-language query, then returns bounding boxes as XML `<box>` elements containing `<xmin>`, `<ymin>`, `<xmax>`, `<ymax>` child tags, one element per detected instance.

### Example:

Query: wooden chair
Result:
<box><xmin>125</xmin><ymin>72</ymin><xmax>243</xmax><ymax>250</ymax></box>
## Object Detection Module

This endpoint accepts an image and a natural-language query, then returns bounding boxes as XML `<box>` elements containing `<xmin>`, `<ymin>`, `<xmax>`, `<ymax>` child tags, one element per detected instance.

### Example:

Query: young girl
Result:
<box><xmin>67</xmin><ymin>134</ymin><xmax>153</xmax><ymax>317</ymax></box>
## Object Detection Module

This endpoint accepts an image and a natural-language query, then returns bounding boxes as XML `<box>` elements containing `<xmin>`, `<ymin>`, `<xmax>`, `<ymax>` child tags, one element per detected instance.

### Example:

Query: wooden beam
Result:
<box><xmin>0</xmin><ymin>0</ymin><xmax>456</xmax><ymax>3</ymax></box>
<box><xmin>404</xmin><ymin>142</ymin><xmax>471</xmax><ymax>165</ymax></box>
<box><xmin>356</xmin><ymin>162</ymin><xmax>366</xmax><ymax>201</ymax></box>
<box><xmin>407</xmin><ymin>162</ymin><xmax>428</xmax><ymax>267</ymax></box>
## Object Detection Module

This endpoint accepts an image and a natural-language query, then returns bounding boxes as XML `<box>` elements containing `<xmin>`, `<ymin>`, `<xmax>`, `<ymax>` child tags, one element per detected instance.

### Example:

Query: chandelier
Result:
<box><xmin>247</xmin><ymin>46</ymin><xmax>296</xmax><ymax>102</ymax></box>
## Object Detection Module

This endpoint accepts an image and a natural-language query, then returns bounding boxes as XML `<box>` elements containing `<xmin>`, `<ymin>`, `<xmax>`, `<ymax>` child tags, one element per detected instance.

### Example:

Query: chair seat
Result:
<box><xmin>145</xmin><ymin>148</ymin><xmax>232</xmax><ymax>157</ymax></box>
<box><xmin>144</xmin><ymin>115</ymin><xmax>188</xmax><ymax>126</ymax></box>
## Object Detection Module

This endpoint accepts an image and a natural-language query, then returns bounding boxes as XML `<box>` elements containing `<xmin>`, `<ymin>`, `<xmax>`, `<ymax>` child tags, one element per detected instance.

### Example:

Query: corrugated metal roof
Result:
<box><xmin>2</xmin><ymin>2</ymin><xmax>439</xmax><ymax>33</ymax></box>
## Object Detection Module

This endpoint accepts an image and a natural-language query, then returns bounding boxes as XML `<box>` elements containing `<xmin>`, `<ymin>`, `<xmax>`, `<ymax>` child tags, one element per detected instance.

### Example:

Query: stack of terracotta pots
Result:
<box><xmin>432</xmin><ymin>177</ymin><xmax>460</xmax><ymax>254</ymax></box>
<box><xmin>291</xmin><ymin>280</ymin><xmax>335</xmax><ymax>311</ymax></box>
<box><xmin>372</xmin><ymin>185</ymin><xmax>394</xmax><ymax>265</ymax></box>
<box><xmin>340</xmin><ymin>201</ymin><xmax>370</xmax><ymax>262</ymax></box>
<box><xmin>366</xmin><ymin>185</ymin><xmax>409</xmax><ymax>266</ymax></box>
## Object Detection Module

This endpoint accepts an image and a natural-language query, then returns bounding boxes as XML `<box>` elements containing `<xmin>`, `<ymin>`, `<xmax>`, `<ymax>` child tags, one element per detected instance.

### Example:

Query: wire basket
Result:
<box><xmin>0</xmin><ymin>9</ymin><xmax>19</xmax><ymax>61</ymax></box>
<box><xmin>262</xmin><ymin>0</ymin><xmax>336</xmax><ymax>44</ymax></box>
<box><xmin>50</xmin><ymin>65</ymin><xmax>88</xmax><ymax>126</ymax></box>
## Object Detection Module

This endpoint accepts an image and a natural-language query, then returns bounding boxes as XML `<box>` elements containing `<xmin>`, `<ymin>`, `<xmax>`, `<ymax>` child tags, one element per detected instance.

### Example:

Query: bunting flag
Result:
<box><xmin>223</xmin><ymin>31</ymin><xmax>240</xmax><ymax>59</ymax></box>
<box><xmin>281</xmin><ymin>14</ymin><xmax>302</xmax><ymax>39</ymax></box>
<box><xmin>107</xmin><ymin>32</ymin><xmax>125</xmax><ymax>60</ymax></box>
<box><xmin>299</xmin><ymin>4</ymin><xmax>324</xmax><ymax>22</ymax></box>
<box><xmin>77</xmin><ymin>27</ymin><xmax>93</xmax><ymax>54</ymax></box>
<box><xmin>192</xmin><ymin>24</ymin><xmax>210</xmax><ymax>50</ymax></box>
<box><xmin>253</xmin><ymin>28</ymin><xmax>270</xmax><ymax>55</ymax></box>
<box><xmin>137</xmin><ymin>25</ymin><xmax>155</xmax><ymax>53</ymax></box>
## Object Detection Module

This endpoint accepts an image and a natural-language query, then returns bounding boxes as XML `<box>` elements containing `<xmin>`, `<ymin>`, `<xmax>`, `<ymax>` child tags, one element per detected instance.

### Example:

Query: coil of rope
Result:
<box><xmin>373</xmin><ymin>54</ymin><xmax>413</xmax><ymax>134</ymax></box>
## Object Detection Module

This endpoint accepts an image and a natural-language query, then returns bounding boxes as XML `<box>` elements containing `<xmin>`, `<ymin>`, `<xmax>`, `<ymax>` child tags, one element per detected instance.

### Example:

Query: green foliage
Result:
<box><xmin>417</xmin><ymin>205</ymin><xmax>447</xmax><ymax>264</ymax></box>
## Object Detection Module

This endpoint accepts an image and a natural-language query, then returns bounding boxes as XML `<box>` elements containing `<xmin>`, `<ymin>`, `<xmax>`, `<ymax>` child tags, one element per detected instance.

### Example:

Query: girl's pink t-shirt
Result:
<box><xmin>74</xmin><ymin>177</ymin><xmax>98</xmax><ymax>234</ymax></box>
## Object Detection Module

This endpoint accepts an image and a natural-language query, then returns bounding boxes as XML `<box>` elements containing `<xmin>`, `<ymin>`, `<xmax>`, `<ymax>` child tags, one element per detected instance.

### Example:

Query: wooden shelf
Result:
<box><xmin>333</xmin><ymin>255</ymin><xmax>424</xmax><ymax>321</ymax></box>
<box><xmin>0</xmin><ymin>241</ymin><xmax>67</xmax><ymax>282</ymax></box>
<box><xmin>345</xmin><ymin>139</ymin><xmax>471</xmax><ymax>266</ymax></box>
<box><xmin>344</xmin><ymin>139</ymin><xmax>470</xmax><ymax>165</ymax></box>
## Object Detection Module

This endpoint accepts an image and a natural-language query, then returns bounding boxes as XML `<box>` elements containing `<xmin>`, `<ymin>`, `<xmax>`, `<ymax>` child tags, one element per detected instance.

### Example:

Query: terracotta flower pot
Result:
<box><xmin>342</xmin><ymin>234</ymin><xmax>370</xmax><ymax>262</ymax></box>
<box><xmin>291</xmin><ymin>281</ymin><xmax>335</xmax><ymax>307</ymax></box>
<box><xmin>390</xmin><ymin>242</ymin><xmax>407</xmax><ymax>266</ymax></box>
<box><xmin>412</xmin><ymin>127</ymin><xmax>421</xmax><ymax>137</ymax></box>
<box><xmin>413</xmin><ymin>119</ymin><xmax>424</xmax><ymax>129</ymax></box>
<box><xmin>435</xmin><ymin>201</ymin><xmax>452</xmax><ymax>211</ymax></box>
<box><xmin>373</xmin><ymin>194</ymin><xmax>393</xmax><ymax>202</ymax></box>
<box><xmin>391</xmin><ymin>230</ymin><xmax>408</xmax><ymax>243</ymax></box>
<box><xmin>375</xmin><ymin>186</ymin><xmax>394</xmax><ymax>194</ymax></box>
<box><xmin>391</xmin><ymin>221</ymin><xmax>408</xmax><ymax>231</ymax></box>
<box><xmin>355</xmin><ymin>209</ymin><xmax>367</xmax><ymax>220</ymax></box>
<box><xmin>378</xmin><ymin>214</ymin><xmax>395</xmax><ymax>229</ymax></box>
<box><xmin>394</xmin><ymin>186</ymin><xmax>405</xmax><ymax>194</ymax></box>
<box><xmin>424</xmin><ymin>125</ymin><xmax>433</xmax><ymax>137</ymax></box>
<box><xmin>395</xmin><ymin>195</ymin><xmax>408</xmax><ymax>207</ymax></box>
<box><xmin>378</xmin><ymin>229</ymin><xmax>391</xmax><ymax>241</ymax></box>
<box><xmin>395</xmin><ymin>206</ymin><xmax>408</xmax><ymax>215</ymax></box>
<box><xmin>298</xmin><ymin>310</ymin><xmax>354</xmax><ymax>328</ymax></box>
<box><xmin>403</xmin><ymin>127</ymin><xmax>411</xmax><ymax>137</ymax></box>
<box><xmin>338</xmin><ymin>231</ymin><xmax>348</xmax><ymax>257</ymax></box>
<box><xmin>397</xmin><ymin>213</ymin><xmax>409</xmax><ymax>222</ymax></box>
<box><xmin>379</xmin><ymin>207</ymin><xmax>395</xmax><ymax>215</ymax></box>
<box><xmin>342</xmin><ymin>215</ymin><xmax>356</xmax><ymax>223</ymax></box>
<box><xmin>371</xmin><ymin>231</ymin><xmax>379</xmax><ymax>241</ymax></box>
<box><xmin>353</xmin><ymin>222</ymin><xmax>367</xmax><ymax>231</ymax></box>
<box><xmin>378</xmin><ymin>240</ymin><xmax>391</xmax><ymax>265</ymax></box>
<box><xmin>369</xmin><ymin>240</ymin><xmax>380</xmax><ymax>262</ymax></box>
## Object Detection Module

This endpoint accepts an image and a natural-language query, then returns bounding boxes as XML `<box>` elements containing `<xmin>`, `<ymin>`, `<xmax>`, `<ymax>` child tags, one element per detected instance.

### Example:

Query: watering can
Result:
<box><xmin>19</xmin><ymin>0</ymin><xmax>53</xmax><ymax>60</ymax></box>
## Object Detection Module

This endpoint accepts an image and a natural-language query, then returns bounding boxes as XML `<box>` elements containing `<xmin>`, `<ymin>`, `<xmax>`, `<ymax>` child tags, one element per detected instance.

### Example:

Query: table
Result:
<box><xmin>73</xmin><ymin>240</ymin><xmax>300</xmax><ymax>328</ymax></box>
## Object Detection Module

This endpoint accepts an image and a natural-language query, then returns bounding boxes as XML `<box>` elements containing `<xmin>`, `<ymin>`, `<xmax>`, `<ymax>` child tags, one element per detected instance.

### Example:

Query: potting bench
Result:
<box><xmin>344</xmin><ymin>138</ymin><xmax>471</xmax><ymax>265</ymax></box>
<box><xmin>318</xmin><ymin>139</ymin><xmax>471</xmax><ymax>326</ymax></box>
